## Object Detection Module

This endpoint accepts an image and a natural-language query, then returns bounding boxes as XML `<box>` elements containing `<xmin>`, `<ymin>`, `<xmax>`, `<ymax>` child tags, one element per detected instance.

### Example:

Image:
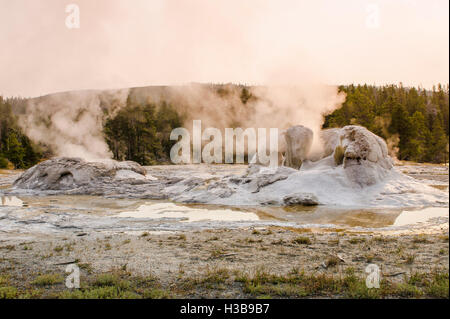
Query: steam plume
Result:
<box><xmin>19</xmin><ymin>89</ymin><xmax>129</xmax><ymax>160</ymax></box>
<box><xmin>18</xmin><ymin>83</ymin><xmax>344</xmax><ymax>161</ymax></box>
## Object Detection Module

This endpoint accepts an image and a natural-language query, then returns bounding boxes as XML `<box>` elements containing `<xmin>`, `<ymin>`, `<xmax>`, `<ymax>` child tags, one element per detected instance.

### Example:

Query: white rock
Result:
<box><xmin>284</xmin><ymin>125</ymin><xmax>313</xmax><ymax>169</ymax></box>
<box><xmin>13</xmin><ymin>157</ymin><xmax>149</xmax><ymax>190</ymax></box>
<box><xmin>283</xmin><ymin>193</ymin><xmax>319</xmax><ymax>206</ymax></box>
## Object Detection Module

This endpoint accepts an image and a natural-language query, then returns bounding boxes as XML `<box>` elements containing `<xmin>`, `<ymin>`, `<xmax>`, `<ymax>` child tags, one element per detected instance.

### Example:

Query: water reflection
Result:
<box><xmin>115</xmin><ymin>202</ymin><xmax>260</xmax><ymax>222</ymax></box>
<box><xmin>0</xmin><ymin>195</ymin><xmax>144</xmax><ymax>215</ymax></box>
<box><xmin>250</xmin><ymin>206</ymin><xmax>448</xmax><ymax>228</ymax></box>
<box><xmin>0</xmin><ymin>195</ymin><xmax>448</xmax><ymax>229</ymax></box>
<box><xmin>393</xmin><ymin>207</ymin><xmax>449</xmax><ymax>227</ymax></box>
<box><xmin>0</xmin><ymin>196</ymin><xmax>24</xmax><ymax>207</ymax></box>
<box><xmin>249</xmin><ymin>206</ymin><xmax>401</xmax><ymax>228</ymax></box>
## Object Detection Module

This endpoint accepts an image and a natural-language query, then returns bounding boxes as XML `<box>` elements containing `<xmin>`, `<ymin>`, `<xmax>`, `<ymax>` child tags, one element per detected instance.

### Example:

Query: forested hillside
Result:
<box><xmin>0</xmin><ymin>97</ymin><xmax>42</xmax><ymax>169</ymax></box>
<box><xmin>1</xmin><ymin>83</ymin><xmax>448</xmax><ymax>168</ymax></box>
<box><xmin>324</xmin><ymin>84</ymin><xmax>449</xmax><ymax>163</ymax></box>
<box><xmin>104</xmin><ymin>96</ymin><xmax>183</xmax><ymax>165</ymax></box>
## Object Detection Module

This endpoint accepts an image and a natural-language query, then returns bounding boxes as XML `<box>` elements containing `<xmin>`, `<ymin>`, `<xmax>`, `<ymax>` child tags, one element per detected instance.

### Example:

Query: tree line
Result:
<box><xmin>0</xmin><ymin>97</ymin><xmax>41</xmax><ymax>169</ymax></box>
<box><xmin>1</xmin><ymin>83</ymin><xmax>448</xmax><ymax>169</ymax></box>
<box><xmin>324</xmin><ymin>84</ymin><xmax>449</xmax><ymax>163</ymax></box>
<box><xmin>104</xmin><ymin>96</ymin><xmax>183</xmax><ymax>165</ymax></box>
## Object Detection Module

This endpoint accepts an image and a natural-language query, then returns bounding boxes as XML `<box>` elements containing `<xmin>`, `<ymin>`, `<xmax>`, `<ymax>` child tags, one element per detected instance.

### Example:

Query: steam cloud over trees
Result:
<box><xmin>0</xmin><ymin>83</ymin><xmax>448</xmax><ymax>168</ymax></box>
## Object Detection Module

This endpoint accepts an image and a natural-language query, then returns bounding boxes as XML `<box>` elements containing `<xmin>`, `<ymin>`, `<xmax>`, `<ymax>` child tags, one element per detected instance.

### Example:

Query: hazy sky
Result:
<box><xmin>0</xmin><ymin>0</ymin><xmax>448</xmax><ymax>97</ymax></box>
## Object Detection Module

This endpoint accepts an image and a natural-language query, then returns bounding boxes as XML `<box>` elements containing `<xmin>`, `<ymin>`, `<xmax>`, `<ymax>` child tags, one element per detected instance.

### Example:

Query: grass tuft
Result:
<box><xmin>292</xmin><ymin>237</ymin><xmax>311</xmax><ymax>245</ymax></box>
<box><xmin>32</xmin><ymin>274</ymin><xmax>64</xmax><ymax>286</ymax></box>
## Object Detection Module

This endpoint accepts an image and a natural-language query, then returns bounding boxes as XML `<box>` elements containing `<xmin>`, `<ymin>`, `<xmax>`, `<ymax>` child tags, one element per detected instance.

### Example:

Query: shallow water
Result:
<box><xmin>0</xmin><ymin>194</ymin><xmax>447</xmax><ymax>231</ymax></box>
<box><xmin>142</xmin><ymin>203</ymin><xmax>404</xmax><ymax>228</ymax></box>
<box><xmin>115</xmin><ymin>202</ymin><xmax>260</xmax><ymax>222</ymax></box>
<box><xmin>393</xmin><ymin>207</ymin><xmax>449</xmax><ymax>227</ymax></box>
<box><xmin>0</xmin><ymin>163</ymin><xmax>448</xmax><ymax>233</ymax></box>
<box><xmin>0</xmin><ymin>196</ymin><xmax>24</xmax><ymax>207</ymax></box>
<box><xmin>113</xmin><ymin>202</ymin><xmax>449</xmax><ymax>229</ymax></box>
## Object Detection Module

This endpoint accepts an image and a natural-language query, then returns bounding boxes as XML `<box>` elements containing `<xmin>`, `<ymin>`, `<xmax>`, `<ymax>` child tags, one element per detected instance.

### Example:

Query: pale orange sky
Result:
<box><xmin>0</xmin><ymin>0</ymin><xmax>448</xmax><ymax>97</ymax></box>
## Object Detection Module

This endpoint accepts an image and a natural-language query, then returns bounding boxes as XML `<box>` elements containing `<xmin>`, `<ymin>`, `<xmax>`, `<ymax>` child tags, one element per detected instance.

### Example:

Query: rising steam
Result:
<box><xmin>19</xmin><ymin>89</ymin><xmax>129</xmax><ymax>160</ymax></box>
<box><xmin>18</xmin><ymin>83</ymin><xmax>345</xmax><ymax>161</ymax></box>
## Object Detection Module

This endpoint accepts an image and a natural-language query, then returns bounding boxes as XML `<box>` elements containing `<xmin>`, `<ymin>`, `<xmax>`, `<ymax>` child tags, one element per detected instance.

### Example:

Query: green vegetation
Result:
<box><xmin>292</xmin><ymin>236</ymin><xmax>312</xmax><ymax>245</ymax></box>
<box><xmin>104</xmin><ymin>96</ymin><xmax>183</xmax><ymax>165</ymax></box>
<box><xmin>0</xmin><ymin>286</ymin><xmax>18</xmax><ymax>299</ymax></box>
<box><xmin>325</xmin><ymin>256</ymin><xmax>340</xmax><ymax>268</ymax></box>
<box><xmin>59</xmin><ymin>286</ymin><xmax>141</xmax><ymax>299</ymax></box>
<box><xmin>31</xmin><ymin>273</ymin><xmax>64</xmax><ymax>286</ymax></box>
<box><xmin>412</xmin><ymin>235</ymin><xmax>431</xmax><ymax>244</ymax></box>
<box><xmin>232</xmin><ymin>268</ymin><xmax>449</xmax><ymax>299</ymax></box>
<box><xmin>0</xmin><ymin>97</ymin><xmax>41</xmax><ymax>169</ymax></box>
<box><xmin>0</xmin><ymin>266</ymin><xmax>448</xmax><ymax>299</ymax></box>
<box><xmin>53</xmin><ymin>246</ymin><xmax>64</xmax><ymax>252</ymax></box>
<box><xmin>55</xmin><ymin>272</ymin><xmax>170</xmax><ymax>299</ymax></box>
<box><xmin>333</xmin><ymin>145</ymin><xmax>345</xmax><ymax>165</ymax></box>
<box><xmin>348</xmin><ymin>237</ymin><xmax>366</xmax><ymax>244</ymax></box>
<box><xmin>92</xmin><ymin>273</ymin><xmax>130</xmax><ymax>290</ymax></box>
<box><xmin>324</xmin><ymin>84</ymin><xmax>449</xmax><ymax>163</ymax></box>
<box><xmin>1</xmin><ymin>83</ymin><xmax>448</xmax><ymax>168</ymax></box>
<box><xmin>405</xmin><ymin>254</ymin><xmax>416</xmax><ymax>265</ymax></box>
<box><xmin>0</xmin><ymin>275</ymin><xmax>9</xmax><ymax>286</ymax></box>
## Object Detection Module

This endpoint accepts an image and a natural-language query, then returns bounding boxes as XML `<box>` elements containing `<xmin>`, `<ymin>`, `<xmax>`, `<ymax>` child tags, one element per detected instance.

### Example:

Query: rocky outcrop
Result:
<box><xmin>10</xmin><ymin>158</ymin><xmax>167</xmax><ymax>198</ymax></box>
<box><xmin>13</xmin><ymin>157</ymin><xmax>147</xmax><ymax>191</ymax></box>
<box><xmin>284</xmin><ymin>125</ymin><xmax>313</xmax><ymax>169</ymax></box>
<box><xmin>8</xmin><ymin>125</ymin><xmax>397</xmax><ymax>205</ymax></box>
<box><xmin>319</xmin><ymin>128</ymin><xmax>342</xmax><ymax>159</ymax></box>
<box><xmin>320</xmin><ymin>126</ymin><xmax>393</xmax><ymax>169</ymax></box>
<box><xmin>340</xmin><ymin>125</ymin><xmax>393</xmax><ymax>169</ymax></box>
<box><xmin>282</xmin><ymin>124</ymin><xmax>394</xmax><ymax>186</ymax></box>
<box><xmin>246</xmin><ymin>166</ymin><xmax>297</xmax><ymax>193</ymax></box>
<box><xmin>283</xmin><ymin>193</ymin><xmax>319</xmax><ymax>206</ymax></box>
<box><xmin>318</xmin><ymin>125</ymin><xmax>394</xmax><ymax>185</ymax></box>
